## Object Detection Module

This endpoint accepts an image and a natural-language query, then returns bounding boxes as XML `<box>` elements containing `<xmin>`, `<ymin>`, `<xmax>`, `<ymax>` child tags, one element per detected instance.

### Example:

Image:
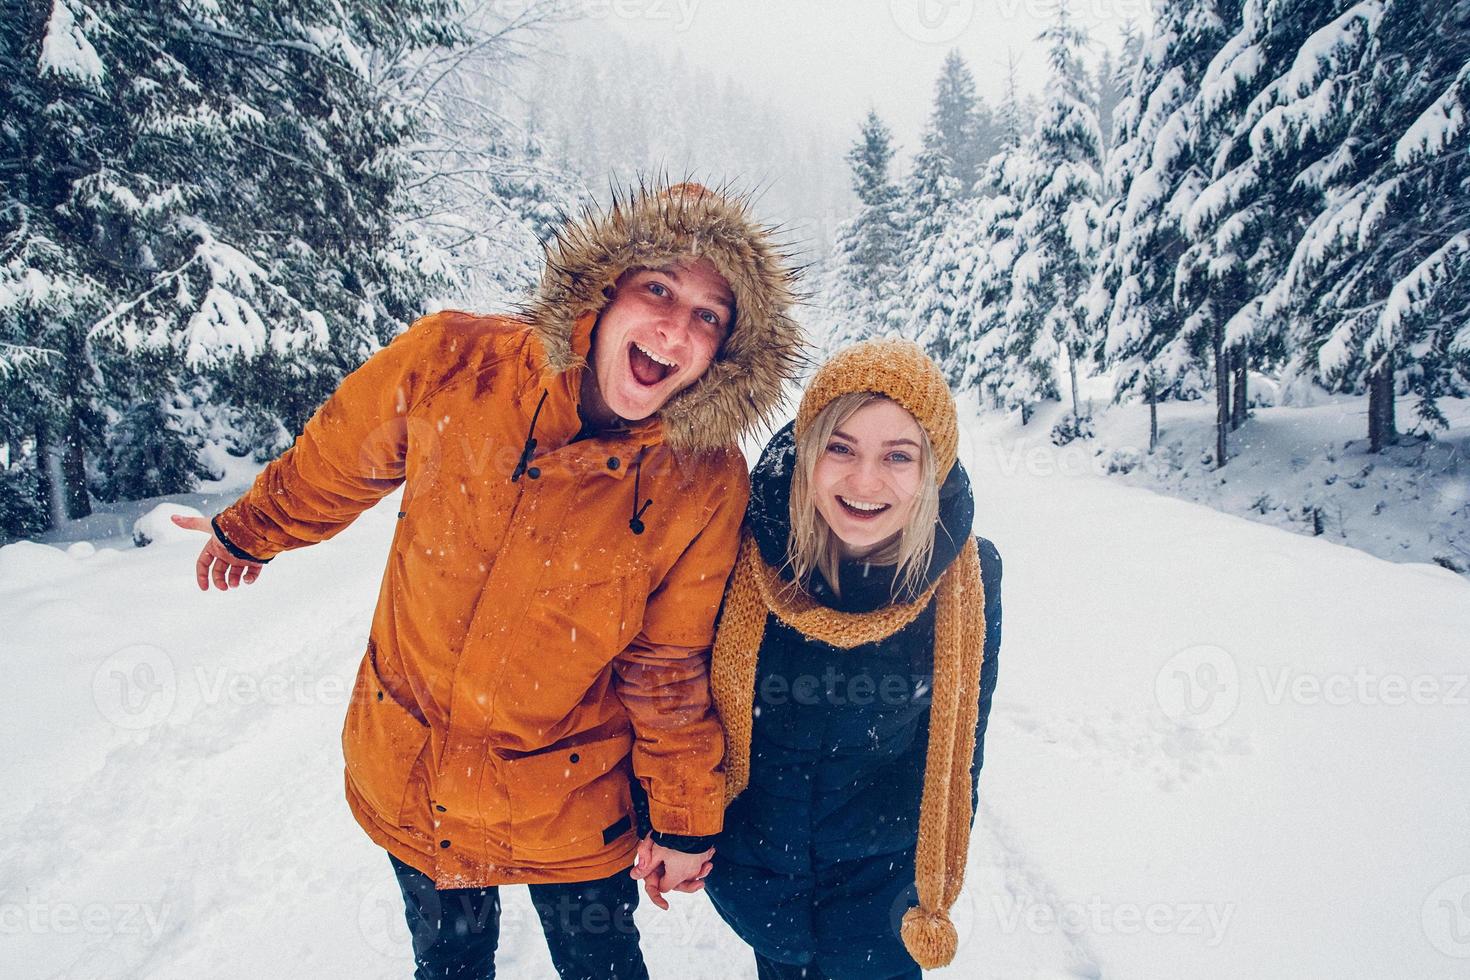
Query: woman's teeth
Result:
<box><xmin>838</xmin><ymin>496</ymin><xmax>889</xmax><ymax>515</ymax></box>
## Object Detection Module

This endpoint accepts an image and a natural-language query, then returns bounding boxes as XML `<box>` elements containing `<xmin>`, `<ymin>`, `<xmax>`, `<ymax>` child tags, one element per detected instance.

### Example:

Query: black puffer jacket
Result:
<box><xmin>704</xmin><ymin>421</ymin><xmax>1003</xmax><ymax>977</ymax></box>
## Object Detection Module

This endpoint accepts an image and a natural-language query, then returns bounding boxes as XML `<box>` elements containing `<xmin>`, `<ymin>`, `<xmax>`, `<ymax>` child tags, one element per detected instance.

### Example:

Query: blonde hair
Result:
<box><xmin>787</xmin><ymin>392</ymin><xmax>939</xmax><ymax>600</ymax></box>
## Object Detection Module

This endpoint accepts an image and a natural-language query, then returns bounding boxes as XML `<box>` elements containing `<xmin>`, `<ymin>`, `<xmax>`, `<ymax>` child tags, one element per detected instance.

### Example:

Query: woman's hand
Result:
<box><xmin>629</xmin><ymin>835</ymin><xmax>714</xmax><ymax>910</ymax></box>
<box><xmin>172</xmin><ymin>514</ymin><xmax>265</xmax><ymax>592</ymax></box>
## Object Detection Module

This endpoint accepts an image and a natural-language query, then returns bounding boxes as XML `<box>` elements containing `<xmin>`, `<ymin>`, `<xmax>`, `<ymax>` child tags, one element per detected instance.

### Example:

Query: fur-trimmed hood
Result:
<box><xmin>521</xmin><ymin>180</ymin><xmax>806</xmax><ymax>453</ymax></box>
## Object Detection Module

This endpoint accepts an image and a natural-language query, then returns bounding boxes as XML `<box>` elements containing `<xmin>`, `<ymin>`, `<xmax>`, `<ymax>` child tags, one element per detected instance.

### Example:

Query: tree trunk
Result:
<box><xmin>60</xmin><ymin>405</ymin><xmax>91</xmax><ymax>520</ymax></box>
<box><xmin>1231</xmin><ymin>349</ymin><xmax>1248</xmax><ymax>430</ymax></box>
<box><xmin>36</xmin><ymin>423</ymin><xmax>65</xmax><ymax>530</ymax></box>
<box><xmin>1214</xmin><ymin>331</ymin><xmax>1229</xmax><ymax>468</ymax></box>
<box><xmin>1368</xmin><ymin>349</ymin><xmax>1397</xmax><ymax>453</ymax></box>
<box><xmin>1147</xmin><ymin>373</ymin><xmax>1159</xmax><ymax>453</ymax></box>
<box><xmin>1069</xmin><ymin>342</ymin><xmax>1083</xmax><ymax>420</ymax></box>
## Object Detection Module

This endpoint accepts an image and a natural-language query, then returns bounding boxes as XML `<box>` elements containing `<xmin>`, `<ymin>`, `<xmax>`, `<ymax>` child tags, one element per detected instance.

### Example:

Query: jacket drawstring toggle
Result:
<box><xmin>629</xmin><ymin>444</ymin><xmax>653</xmax><ymax>535</ymax></box>
<box><xmin>512</xmin><ymin>389</ymin><xmax>549</xmax><ymax>482</ymax></box>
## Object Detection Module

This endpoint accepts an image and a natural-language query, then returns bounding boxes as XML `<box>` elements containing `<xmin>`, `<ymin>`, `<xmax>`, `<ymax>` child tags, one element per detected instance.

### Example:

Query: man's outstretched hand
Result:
<box><xmin>172</xmin><ymin>514</ymin><xmax>265</xmax><ymax>592</ymax></box>
<box><xmin>629</xmin><ymin>835</ymin><xmax>714</xmax><ymax>910</ymax></box>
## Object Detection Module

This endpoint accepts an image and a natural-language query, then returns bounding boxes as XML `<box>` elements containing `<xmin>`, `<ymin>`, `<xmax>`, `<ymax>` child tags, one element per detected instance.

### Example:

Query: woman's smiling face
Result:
<box><xmin>809</xmin><ymin>398</ymin><xmax>926</xmax><ymax>557</ymax></box>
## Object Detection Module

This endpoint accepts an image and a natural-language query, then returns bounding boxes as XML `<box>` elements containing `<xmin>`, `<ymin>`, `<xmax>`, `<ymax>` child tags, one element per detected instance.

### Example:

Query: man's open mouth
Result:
<box><xmin>629</xmin><ymin>341</ymin><xmax>678</xmax><ymax>387</ymax></box>
<box><xmin>837</xmin><ymin>495</ymin><xmax>890</xmax><ymax>519</ymax></box>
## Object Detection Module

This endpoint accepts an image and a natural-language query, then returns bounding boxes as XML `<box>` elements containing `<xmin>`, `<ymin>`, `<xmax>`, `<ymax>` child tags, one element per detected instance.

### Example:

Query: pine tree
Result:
<box><xmin>1103</xmin><ymin>19</ymin><xmax>1146</xmax><ymax>144</ymax></box>
<box><xmin>826</xmin><ymin>110</ymin><xmax>904</xmax><ymax>350</ymax></box>
<box><xmin>1006</xmin><ymin>1</ymin><xmax>1106</xmax><ymax>425</ymax></box>
<box><xmin>950</xmin><ymin>58</ymin><xmax>1040</xmax><ymax>415</ymax></box>
<box><xmin>1095</xmin><ymin>49</ymin><xmax>1118</xmax><ymax>146</ymax></box>
<box><xmin>1258</xmin><ymin>0</ymin><xmax>1470</xmax><ymax>448</ymax></box>
<box><xmin>898</xmin><ymin>130</ymin><xmax>963</xmax><ymax>372</ymax></box>
<box><xmin>0</xmin><ymin>0</ymin><xmax>468</xmax><ymax>536</ymax></box>
<box><xmin>1090</xmin><ymin>1</ymin><xmax>1232</xmax><ymax>451</ymax></box>
<box><xmin>929</xmin><ymin>50</ymin><xmax>996</xmax><ymax>196</ymax></box>
<box><xmin>1182</xmin><ymin>0</ymin><xmax>1366</xmax><ymax>466</ymax></box>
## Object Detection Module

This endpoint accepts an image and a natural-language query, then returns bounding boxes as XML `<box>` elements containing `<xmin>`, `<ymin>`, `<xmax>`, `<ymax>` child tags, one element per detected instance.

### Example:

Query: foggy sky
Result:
<box><xmin>562</xmin><ymin>0</ymin><xmax>1153</xmax><ymax>152</ymax></box>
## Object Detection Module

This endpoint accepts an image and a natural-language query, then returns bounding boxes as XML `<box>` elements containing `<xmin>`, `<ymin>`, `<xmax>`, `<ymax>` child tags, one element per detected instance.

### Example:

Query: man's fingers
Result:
<box><xmin>243</xmin><ymin>564</ymin><xmax>261</xmax><ymax>585</ymax></box>
<box><xmin>211</xmin><ymin>556</ymin><xmax>230</xmax><ymax>591</ymax></box>
<box><xmin>171</xmin><ymin>514</ymin><xmax>211</xmax><ymax>533</ymax></box>
<box><xmin>641</xmin><ymin>876</ymin><xmax>669</xmax><ymax>911</ymax></box>
<box><xmin>226</xmin><ymin>563</ymin><xmax>244</xmax><ymax>588</ymax></box>
<box><xmin>195</xmin><ymin>551</ymin><xmax>212</xmax><ymax>592</ymax></box>
<box><xmin>669</xmin><ymin>860</ymin><xmax>714</xmax><ymax>894</ymax></box>
<box><xmin>629</xmin><ymin>836</ymin><xmax>655</xmax><ymax>879</ymax></box>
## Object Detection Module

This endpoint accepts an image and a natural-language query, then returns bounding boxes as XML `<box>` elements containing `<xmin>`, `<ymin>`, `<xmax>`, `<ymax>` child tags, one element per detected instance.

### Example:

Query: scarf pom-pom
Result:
<box><xmin>901</xmin><ymin>905</ymin><xmax>958</xmax><ymax>968</ymax></box>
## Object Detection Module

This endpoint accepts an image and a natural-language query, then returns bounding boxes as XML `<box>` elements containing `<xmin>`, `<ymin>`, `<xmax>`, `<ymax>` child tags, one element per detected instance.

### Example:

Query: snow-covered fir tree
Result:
<box><xmin>0</xmin><ymin>0</ymin><xmax>545</xmax><ymax>538</ymax></box>
<box><xmin>927</xmin><ymin>50</ymin><xmax>999</xmax><ymax>196</ymax></box>
<box><xmin>1005</xmin><ymin>1</ymin><xmax>1105</xmax><ymax>426</ymax></box>
<box><xmin>824</xmin><ymin>110</ymin><xmax>905</xmax><ymax>351</ymax></box>
<box><xmin>410</xmin><ymin>17</ymin><xmax>592</xmax><ymax>311</ymax></box>
<box><xmin>1258</xmin><ymin>0</ymin><xmax>1470</xmax><ymax>448</ymax></box>
<box><xmin>1089</xmin><ymin>0</ymin><xmax>1232</xmax><ymax>451</ymax></box>
<box><xmin>1095</xmin><ymin>21</ymin><xmax>1144</xmax><ymax>144</ymax></box>
<box><xmin>1181</xmin><ymin>0</ymin><xmax>1366</xmax><ymax>466</ymax></box>
<box><xmin>947</xmin><ymin>58</ymin><xmax>1038</xmax><ymax>413</ymax></box>
<box><xmin>896</xmin><ymin>129</ymin><xmax>963</xmax><ymax>370</ymax></box>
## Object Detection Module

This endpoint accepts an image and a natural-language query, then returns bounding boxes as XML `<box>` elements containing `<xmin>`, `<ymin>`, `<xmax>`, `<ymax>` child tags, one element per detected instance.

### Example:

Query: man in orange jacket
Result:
<box><xmin>175</xmin><ymin>181</ymin><xmax>803</xmax><ymax>978</ymax></box>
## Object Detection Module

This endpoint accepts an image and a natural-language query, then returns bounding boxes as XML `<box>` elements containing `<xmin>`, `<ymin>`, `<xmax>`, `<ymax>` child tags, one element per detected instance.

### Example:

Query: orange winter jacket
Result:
<box><xmin>213</xmin><ymin>183</ymin><xmax>803</xmax><ymax>886</ymax></box>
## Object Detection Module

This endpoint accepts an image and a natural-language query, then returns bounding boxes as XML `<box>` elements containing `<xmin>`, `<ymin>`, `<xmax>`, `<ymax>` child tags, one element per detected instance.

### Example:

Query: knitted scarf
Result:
<box><xmin>710</xmin><ymin>529</ymin><xmax>988</xmax><ymax>969</ymax></box>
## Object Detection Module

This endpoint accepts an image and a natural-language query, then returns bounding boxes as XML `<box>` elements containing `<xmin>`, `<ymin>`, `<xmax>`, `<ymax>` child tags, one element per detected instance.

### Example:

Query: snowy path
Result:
<box><xmin>4</xmin><ymin>408</ymin><xmax>1469</xmax><ymax>978</ymax></box>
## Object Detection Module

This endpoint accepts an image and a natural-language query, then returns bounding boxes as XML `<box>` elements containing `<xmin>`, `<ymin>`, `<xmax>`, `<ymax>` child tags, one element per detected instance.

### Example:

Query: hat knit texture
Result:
<box><xmin>795</xmin><ymin>337</ymin><xmax>960</xmax><ymax>481</ymax></box>
<box><xmin>712</xmin><ymin>340</ymin><xmax>985</xmax><ymax>970</ymax></box>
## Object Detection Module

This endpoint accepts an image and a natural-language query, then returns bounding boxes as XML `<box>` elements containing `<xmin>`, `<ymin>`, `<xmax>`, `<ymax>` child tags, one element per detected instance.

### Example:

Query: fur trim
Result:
<box><xmin>520</xmin><ymin>178</ymin><xmax>808</xmax><ymax>452</ymax></box>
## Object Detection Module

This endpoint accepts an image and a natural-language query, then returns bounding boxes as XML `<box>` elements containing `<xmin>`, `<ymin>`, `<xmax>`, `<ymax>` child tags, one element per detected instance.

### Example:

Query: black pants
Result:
<box><xmin>388</xmin><ymin>853</ymin><xmax>650</xmax><ymax>980</ymax></box>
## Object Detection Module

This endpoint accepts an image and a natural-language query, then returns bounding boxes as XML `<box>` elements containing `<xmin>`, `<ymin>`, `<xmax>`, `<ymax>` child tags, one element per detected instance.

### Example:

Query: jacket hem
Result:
<box><xmin>344</xmin><ymin>770</ymin><xmax>642</xmax><ymax>888</ymax></box>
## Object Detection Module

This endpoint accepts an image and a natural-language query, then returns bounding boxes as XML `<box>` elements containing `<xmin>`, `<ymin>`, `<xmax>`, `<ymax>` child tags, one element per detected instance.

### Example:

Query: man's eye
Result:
<box><xmin>697</xmin><ymin>310</ymin><xmax>720</xmax><ymax>327</ymax></box>
<box><xmin>646</xmin><ymin>282</ymin><xmax>669</xmax><ymax>297</ymax></box>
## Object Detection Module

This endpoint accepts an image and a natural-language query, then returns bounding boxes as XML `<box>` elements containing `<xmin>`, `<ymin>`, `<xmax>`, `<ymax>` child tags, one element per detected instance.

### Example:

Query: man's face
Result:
<box><xmin>586</xmin><ymin>257</ymin><xmax>734</xmax><ymax>423</ymax></box>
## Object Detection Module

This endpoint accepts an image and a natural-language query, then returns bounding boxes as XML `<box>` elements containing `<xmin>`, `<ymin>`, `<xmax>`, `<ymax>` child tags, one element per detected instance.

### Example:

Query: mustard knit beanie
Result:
<box><xmin>795</xmin><ymin>338</ymin><xmax>960</xmax><ymax>481</ymax></box>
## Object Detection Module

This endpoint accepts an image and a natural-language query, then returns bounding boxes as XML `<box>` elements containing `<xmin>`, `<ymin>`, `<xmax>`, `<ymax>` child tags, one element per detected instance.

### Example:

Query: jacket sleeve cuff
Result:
<box><xmin>211</xmin><ymin>514</ymin><xmax>272</xmax><ymax>563</ymax></box>
<box><xmin>629</xmin><ymin>774</ymin><xmax>652</xmax><ymax>838</ymax></box>
<box><xmin>650</xmin><ymin>830</ymin><xmax>718</xmax><ymax>854</ymax></box>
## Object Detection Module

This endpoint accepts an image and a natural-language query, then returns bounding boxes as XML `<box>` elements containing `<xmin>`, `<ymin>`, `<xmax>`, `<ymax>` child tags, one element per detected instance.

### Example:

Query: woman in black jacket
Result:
<box><xmin>705</xmin><ymin>338</ymin><xmax>1003</xmax><ymax>979</ymax></box>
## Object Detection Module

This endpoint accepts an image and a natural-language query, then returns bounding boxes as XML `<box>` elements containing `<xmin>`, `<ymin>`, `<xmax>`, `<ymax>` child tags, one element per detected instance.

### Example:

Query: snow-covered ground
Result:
<box><xmin>4</xmin><ymin>404</ymin><xmax>1469</xmax><ymax>978</ymax></box>
<box><xmin>1010</xmin><ymin>389</ymin><xmax>1470</xmax><ymax>580</ymax></box>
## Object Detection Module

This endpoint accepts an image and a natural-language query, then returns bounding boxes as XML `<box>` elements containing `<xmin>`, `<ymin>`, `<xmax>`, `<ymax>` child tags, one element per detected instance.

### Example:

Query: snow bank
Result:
<box><xmin>132</xmin><ymin>503</ymin><xmax>205</xmax><ymax>548</ymax></box>
<box><xmin>0</xmin><ymin>539</ymin><xmax>78</xmax><ymax>590</ymax></box>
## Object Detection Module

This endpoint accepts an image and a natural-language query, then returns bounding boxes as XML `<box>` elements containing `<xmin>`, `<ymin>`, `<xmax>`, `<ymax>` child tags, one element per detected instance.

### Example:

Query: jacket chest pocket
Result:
<box><xmin>501</xmin><ymin>733</ymin><xmax>635</xmax><ymax>861</ymax></box>
<box><xmin>527</xmin><ymin>572</ymin><xmax>637</xmax><ymax>667</ymax></box>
